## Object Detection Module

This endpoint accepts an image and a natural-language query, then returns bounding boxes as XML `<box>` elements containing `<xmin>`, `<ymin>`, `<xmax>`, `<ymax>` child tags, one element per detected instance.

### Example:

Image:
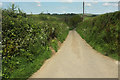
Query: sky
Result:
<box><xmin>1</xmin><ymin>1</ymin><xmax>119</xmax><ymax>14</ymax></box>
<box><xmin>0</xmin><ymin>0</ymin><xmax>120</xmax><ymax>2</ymax></box>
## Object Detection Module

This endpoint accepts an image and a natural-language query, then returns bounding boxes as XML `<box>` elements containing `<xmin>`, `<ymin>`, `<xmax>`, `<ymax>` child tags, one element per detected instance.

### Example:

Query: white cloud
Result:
<box><xmin>100</xmin><ymin>0</ymin><xmax>119</xmax><ymax>2</ymax></box>
<box><xmin>37</xmin><ymin>2</ymin><xmax>40</xmax><ymax>3</ymax></box>
<box><xmin>92</xmin><ymin>1</ymin><xmax>98</xmax><ymax>4</ymax></box>
<box><xmin>62</xmin><ymin>11</ymin><xmax>66</xmax><ymax>13</ymax></box>
<box><xmin>61</xmin><ymin>0</ymin><xmax>119</xmax><ymax>2</ymax></box>
<box><xmin>11</xmin><ymin>1</ymin><xmax>15</xmax><ymax>4</ymax></box>
<box><xmin>0</xmin><ymin>0</ymin><xmax>119</xmax><ymax>2</ymax></box>
<box><xmin>103</xmin><ymin>2</ymin><xmax>118</xmax><ymax>7</ymax></box>
<box><xmin>35</xmin><ymin>0</ymin><xmax>41</xmax><ymax>7</ymax></box>
<box><xmin>112</xmin><ymin>3</ymin><xmax>118</xmax><ymax>7</ymax></box>
<box><xmin>103</xmin><ymin>3</ymin><xmax>111</xmax><ymax>6</ymax></box>
<box><xmin>0</xmin><ymin>3</ymin><xmax>2</xmax><ymax>7</ymax></box>
<box><xmin>35</xmin><ymin>1</ymin><xmax>40</xmax><ymax>3</ymax></box>
<box><xmin>61</xmin><ymin>0</ymin><xmax>73</xmax><ymax>3</ymax></box>
<box><xmin>85</xmin><ymin>3</ymin><xmax>92</xmax><ymax>7</ymax></box>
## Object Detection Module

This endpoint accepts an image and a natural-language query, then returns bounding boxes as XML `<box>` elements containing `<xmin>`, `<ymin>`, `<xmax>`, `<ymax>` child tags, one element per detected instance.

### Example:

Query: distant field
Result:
<box><xmin>84</xmin><ymin>17</ymin><xmax>92</xmax><ymax>20</ymax></box>
<box><xmin>84</xmin><ymin>14</ymin><xmax>98</xmax><ymax>20</ymax></box>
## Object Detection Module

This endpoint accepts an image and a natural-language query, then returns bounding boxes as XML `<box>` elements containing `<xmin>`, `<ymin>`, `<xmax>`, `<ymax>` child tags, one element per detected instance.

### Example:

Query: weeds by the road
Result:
<box><xmin>10</xmin><ymin>50</ymin><xmax>51</xmax><ymax>79</ymax></box>
<box><xmin>76</xmin><ymin>11</ymin><xmax>120</xmax><ymax>60</ymax></box>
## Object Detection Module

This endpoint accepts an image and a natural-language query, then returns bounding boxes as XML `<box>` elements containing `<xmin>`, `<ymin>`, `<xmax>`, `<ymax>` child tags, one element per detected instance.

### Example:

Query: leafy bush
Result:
<box><xmin>2</xmin><ymin>4</ymin><xmax>69</xmax><ymax>79</ymax></box>
<box><xmin>69</xmin><ymin>15</ymin><xmax>83</xmax><ymax>28</ymax></box>
<box><xmin>61</xmin><ymin>14</ymin><xmax>83</xmax><ymax>30</ymax></box>
<box><xmin>76</xmin><ymin>11</ymin><xmax>120</xmax><ymax>60</ymax></box>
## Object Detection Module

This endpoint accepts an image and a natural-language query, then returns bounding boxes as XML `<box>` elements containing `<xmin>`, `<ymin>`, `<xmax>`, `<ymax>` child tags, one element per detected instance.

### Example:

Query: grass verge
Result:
<box><xmin>76</xmin><ymin>11</ymin><xmax>120</xmax><ymax>60</ymax></box>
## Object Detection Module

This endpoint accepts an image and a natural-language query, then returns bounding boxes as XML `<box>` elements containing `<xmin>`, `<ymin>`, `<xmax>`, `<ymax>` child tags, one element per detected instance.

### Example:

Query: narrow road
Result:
<box><xmin>30</xmin><ymin>30</ymin><xmax>118</xmax><ymax>78</ymax></box>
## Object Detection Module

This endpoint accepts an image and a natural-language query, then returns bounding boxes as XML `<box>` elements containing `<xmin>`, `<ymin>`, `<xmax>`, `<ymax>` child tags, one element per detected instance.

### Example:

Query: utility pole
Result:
<box><xmin>83</xmin><ymin>1</ymin><xmax>85</xmax><ymax>21</ymax></box>
<box><xmin>119</xmin><ymin>1</ymin><xmax>120</xmax><ymax>11</ymax></box>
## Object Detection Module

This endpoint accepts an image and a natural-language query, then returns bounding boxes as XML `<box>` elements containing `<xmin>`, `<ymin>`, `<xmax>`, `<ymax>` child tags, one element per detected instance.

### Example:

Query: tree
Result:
<box><xmin>69</xmin><ymin>15</ymin><xmax>83</xmax><ymax>29</ymax></box>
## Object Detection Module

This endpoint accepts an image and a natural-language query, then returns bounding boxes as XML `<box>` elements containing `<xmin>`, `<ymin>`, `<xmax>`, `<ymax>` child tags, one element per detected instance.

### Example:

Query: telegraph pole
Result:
<box><xmin>119</xmin><ymin>1</ymin><xmax>120</xmax><ymax>11</ymax></box>
<box><xmin>83</xmin><ymin>1</ymin><xmax>85</xmax><ymax>21</ymax></box>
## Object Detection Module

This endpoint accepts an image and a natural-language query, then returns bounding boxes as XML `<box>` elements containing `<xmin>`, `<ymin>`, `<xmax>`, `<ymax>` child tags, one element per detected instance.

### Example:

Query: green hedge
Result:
<box><xmin>76</xmin><ymin>11</ymin><xmax>120</xmax><ymax>60</ymax></box>
<box><xmin>2</xmin><ymin>5</ymin><xmax>69</xmax><ymax>79</ymax></box>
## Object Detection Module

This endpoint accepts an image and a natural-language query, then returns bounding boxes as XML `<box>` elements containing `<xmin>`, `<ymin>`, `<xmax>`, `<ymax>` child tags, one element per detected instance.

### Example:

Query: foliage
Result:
<box><xmin>55</xmin><ymin>14</ymin><xmax>83</xmax><ymax>30</ymax></box>
<box><xmin>50</xmin><ymin>39</ymin><xmax>58</xmax><ymax>52</ymax></box>
<box><xmin>63</xmin><ymin>15</ymin><xmax>83</xmax><ymax>29</ymax></box>
<box><xmin>68</xmin><ymin>15</ymin><xmax>83</xmax><ymax>28</ymax></box>
<box><xmin>2</xmin><ymin>4</ymin><xmax>69</xmax><ymax>79</ymax></box>
<box><xmin>76</xmin><ymin>11</ymin><xmax>120</xmax><ymax>60</ymax></box>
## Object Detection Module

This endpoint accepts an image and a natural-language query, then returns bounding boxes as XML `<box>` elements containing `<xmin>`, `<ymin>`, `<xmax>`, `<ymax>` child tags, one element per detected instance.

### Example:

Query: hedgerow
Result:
<box><xmin>2</xmin><ymin>4</ymin><xmax>69</xmax><ymax>79</ymax></box>
<box><xmin>76</xmin><ymin>11</ymin><xmax>120</xmax><ymax>60</ymax></box>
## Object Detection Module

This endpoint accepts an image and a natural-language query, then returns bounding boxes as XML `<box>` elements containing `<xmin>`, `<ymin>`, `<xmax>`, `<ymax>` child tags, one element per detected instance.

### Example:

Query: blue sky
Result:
<box><xmin>1</xmin><ymin>2</ymin><xmax>119</xmax><ymax>14</ymax></box>
<box><xmin>0</xmin><ymin>0</ymin><xmax>119</xmax><ymax>2</ymax></box>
